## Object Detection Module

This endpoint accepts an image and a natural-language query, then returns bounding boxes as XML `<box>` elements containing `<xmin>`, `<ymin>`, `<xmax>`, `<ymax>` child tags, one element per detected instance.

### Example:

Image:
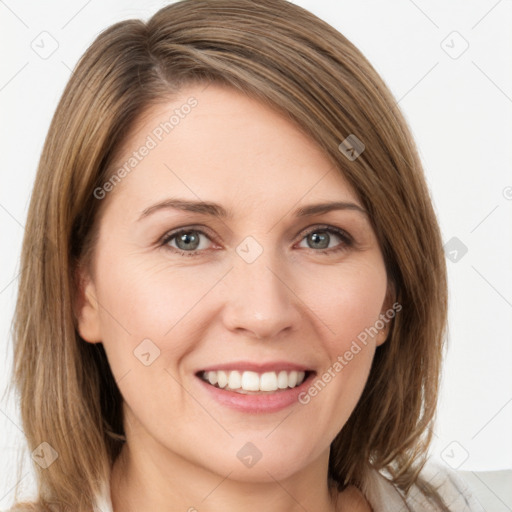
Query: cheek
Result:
<box><xmin>297</xmin><ymin>294</ymin><xmax>383</xmax><ymax>446</ymax></box>
<box><xmin>299</xmin><ymin>258</ymin><xmax>388</xmax><ymax>351</ymax></box>
<box><xmin>98</xmin><ymin>270</ymin><xmax>194</xmax><ymax>335</ymax></box>
<box><xmin>295</xmin><ymin>259</ymin><xmax>387</xmax><ymax>417</ymax></box>
<box><xmin>92</xmin><ymin>255</ymin><xmax>218</xmax><ymax>427</ymax></box>
<box><xmin>93</xmin><ymin>248</ymin><xmax>223</xmax><ymax>377</ymax></box>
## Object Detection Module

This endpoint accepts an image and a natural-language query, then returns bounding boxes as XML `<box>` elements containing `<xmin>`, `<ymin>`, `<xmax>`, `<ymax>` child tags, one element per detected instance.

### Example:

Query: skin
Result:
<box><xmin>77</xmin><ymin>83</ymin><xmax>391</xmax><ymax>512</ymax></box>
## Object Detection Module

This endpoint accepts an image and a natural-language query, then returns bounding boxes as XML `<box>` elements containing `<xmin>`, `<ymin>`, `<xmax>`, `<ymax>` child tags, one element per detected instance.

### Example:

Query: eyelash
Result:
<box><xmin>159</xmin><ymin>224</ymin><xmax>354</xmax><ymax>257</ymax></box>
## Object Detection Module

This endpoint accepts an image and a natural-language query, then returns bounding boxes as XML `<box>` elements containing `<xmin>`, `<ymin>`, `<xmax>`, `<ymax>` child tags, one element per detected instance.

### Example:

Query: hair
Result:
<box><xmin>8</xmin><ymin>0</ymin><xmax>448</xmax><ymax>510</ymax></box>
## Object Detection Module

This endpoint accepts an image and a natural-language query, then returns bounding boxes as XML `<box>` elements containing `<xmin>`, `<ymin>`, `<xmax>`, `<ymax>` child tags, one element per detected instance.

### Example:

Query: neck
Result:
<box><xmin>110</xmin><ymin>442</ymin><xmax>341</xmax><ymax>512</ymax></box>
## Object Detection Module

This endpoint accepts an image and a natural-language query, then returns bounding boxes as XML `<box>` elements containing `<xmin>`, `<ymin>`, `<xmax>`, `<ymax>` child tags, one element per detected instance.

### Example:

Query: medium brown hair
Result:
<box><xmin>9</xmin><ymin>0</ymin><xmax>448</xmax><ymax>509</ymax></box>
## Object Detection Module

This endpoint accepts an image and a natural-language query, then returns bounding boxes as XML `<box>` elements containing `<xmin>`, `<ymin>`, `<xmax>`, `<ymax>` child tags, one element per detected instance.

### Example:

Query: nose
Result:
<box><xmin>220</xmin><ymin>249</ymin><xmax>302</xmax><ymax>340</ymax></box>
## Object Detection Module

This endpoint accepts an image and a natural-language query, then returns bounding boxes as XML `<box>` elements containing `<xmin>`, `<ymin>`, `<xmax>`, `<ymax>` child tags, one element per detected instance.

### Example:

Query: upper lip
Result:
<box><xmin>197</xmin><ymin>361</ymin><xmax>314</xmax><ymax>374</ymax></box>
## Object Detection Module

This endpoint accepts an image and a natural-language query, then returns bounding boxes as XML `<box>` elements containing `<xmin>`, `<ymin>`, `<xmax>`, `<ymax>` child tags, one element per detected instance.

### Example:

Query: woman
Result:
<box><xmin>8</xmin><ymin>0</ymin><xmax>483</xmax><ymax>510</ymax></box>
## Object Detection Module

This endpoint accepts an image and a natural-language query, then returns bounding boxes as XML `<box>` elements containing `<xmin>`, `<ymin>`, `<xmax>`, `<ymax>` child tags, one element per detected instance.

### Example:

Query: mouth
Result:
<box><xmin>196</xmin><ymin>369</ymin><xmax>314</xmax><ymax>394</ymax></box>
<box><xmin>194</xmin><ymin>361</ymin><xmax>317</xmax><ymax>412</ymax></box>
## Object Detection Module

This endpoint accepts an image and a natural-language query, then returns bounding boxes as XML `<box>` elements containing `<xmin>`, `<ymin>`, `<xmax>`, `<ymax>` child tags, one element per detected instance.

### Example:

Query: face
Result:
<box><xmin>77</xmin><ymin>83</ymin><xmax>392</xmax><ymax>483</ymax></box>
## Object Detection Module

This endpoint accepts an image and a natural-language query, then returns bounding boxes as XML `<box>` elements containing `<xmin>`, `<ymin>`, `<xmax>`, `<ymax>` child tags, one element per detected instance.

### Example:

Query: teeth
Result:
<box><xmin>277</xmin><ymin>370</ymin><xmax>288</xmax><ymax>389</ymax></box>
<box><xmin>241</xmin><ymin>371</ymin><xmax>260</xmax><ymax>391</ymax></box>
<box><xmin>217</xmin><ymin>370</ymin><xmax>228</xmax><ymax>388</ymax></box>
<box><xmin>260</xmin><ymin>371</ymin><xmax>277</xmax><ymax>391</ymax></box>
<box><xmin>228</xmin><ymin>370</ymin><xmax>242</xmax><ymax>389</ymax></box>
<box><xmin>202</xmin><ymin>369</ymin><xmax>307</xmax><ymax>392</ymax></box>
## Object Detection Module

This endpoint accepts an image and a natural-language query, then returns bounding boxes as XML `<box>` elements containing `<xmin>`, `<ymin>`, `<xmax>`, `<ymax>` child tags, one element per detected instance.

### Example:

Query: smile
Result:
<box><xmin>195</xmin><ymin>363</ymin><xmax>317</xmax><ymax>413</ymax></box>
<box><xmin>199</xmin><ymin>369</ymin><xmax>309</xmax><ymax>394</ymax></box>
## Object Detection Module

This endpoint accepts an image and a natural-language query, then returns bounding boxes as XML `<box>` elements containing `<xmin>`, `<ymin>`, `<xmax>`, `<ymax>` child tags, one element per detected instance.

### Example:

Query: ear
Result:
<box><xmin>375</xmin><ymin>282</ymin><xmax>397</xmax><ymax>347</ymax></box>
<box><xmin>75</xmin><ymin>264</ymin><xmax>102</xmax><ymax>344</ymax></box>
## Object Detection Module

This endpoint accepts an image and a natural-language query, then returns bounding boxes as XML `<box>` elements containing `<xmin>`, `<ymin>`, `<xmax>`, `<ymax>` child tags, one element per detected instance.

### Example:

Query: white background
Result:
<box><xmin>1</xmin><ymin>0</ymin><xmax>511</xmax><ymax>506</ymax></box>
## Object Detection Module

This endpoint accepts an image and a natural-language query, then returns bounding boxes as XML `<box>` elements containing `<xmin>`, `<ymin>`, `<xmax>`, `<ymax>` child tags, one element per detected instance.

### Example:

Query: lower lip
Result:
<box><xmin>196</xmin><ymin>372</ymin><xmax>315</xmax><ymax>413</ymax></box>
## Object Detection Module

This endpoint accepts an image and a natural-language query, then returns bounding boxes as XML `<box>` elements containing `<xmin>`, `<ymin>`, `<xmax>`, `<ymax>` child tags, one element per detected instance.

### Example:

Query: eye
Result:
<box><xmin>160</xmin><ymin>224</ymin><xmax>353</xmax><ymax>257</ymax></box>
<box><xmin>296</xmin><ymin>225</ymin><xmax>353</xmax><ymax>254</ymax></box>
<box><xmin>161</xmin><ymin>227</ymin><xmax>215</xmax><ymax>256</ymax></box>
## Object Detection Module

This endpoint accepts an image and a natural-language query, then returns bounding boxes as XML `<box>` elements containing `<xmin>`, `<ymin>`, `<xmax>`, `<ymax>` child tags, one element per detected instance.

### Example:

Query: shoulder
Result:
<box><xmin>412</xmin><ymin>462</ymin><xmax>485</xmax><ymax>511</ymax></box>
<box><xmin>361</xmin><ymin>461</ymin><xmax>485</xmax><ymax>512</ymax></box>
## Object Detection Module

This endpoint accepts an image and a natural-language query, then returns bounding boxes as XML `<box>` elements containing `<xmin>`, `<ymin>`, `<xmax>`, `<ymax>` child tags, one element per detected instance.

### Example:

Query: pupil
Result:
<box><xmin>177</xmin><ymin>232</ymin><xmax>199</xmax><ymax>250</ymax></box>
<box><xmin>309</xmin><ymin>231</ymin><xmax>329</xmax><ymax>249</ymax></box>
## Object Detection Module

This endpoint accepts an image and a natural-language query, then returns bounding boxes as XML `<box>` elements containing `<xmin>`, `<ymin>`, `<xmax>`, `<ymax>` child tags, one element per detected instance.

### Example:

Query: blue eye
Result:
<box><xmin>160</xmin><ymin>224</ymin><xmax>352</xmax><ymax>256</ymax></box>
<box><xmin>297</xmin><ymin>225</ymin><xmax>353</xmax><ymax>254</ymax></box>
<box><xmin>162</xmin><ymin>228</ymin><xmax>212</xmax><ymax>256</ymax></box>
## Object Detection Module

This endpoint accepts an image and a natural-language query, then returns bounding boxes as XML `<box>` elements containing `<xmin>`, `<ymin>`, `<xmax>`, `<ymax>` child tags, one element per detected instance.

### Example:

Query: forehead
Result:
<box><xmin>106</xmin><ymin>83</ymin><xmax>361</xmax><ymax>211</ymax></box>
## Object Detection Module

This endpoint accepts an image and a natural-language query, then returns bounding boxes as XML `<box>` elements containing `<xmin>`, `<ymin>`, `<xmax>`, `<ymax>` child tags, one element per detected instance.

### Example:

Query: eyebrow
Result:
<box><xmin>138</xmin><ymin>198</ymin><xmax>367</xmax><ymax>221</ymax></box>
